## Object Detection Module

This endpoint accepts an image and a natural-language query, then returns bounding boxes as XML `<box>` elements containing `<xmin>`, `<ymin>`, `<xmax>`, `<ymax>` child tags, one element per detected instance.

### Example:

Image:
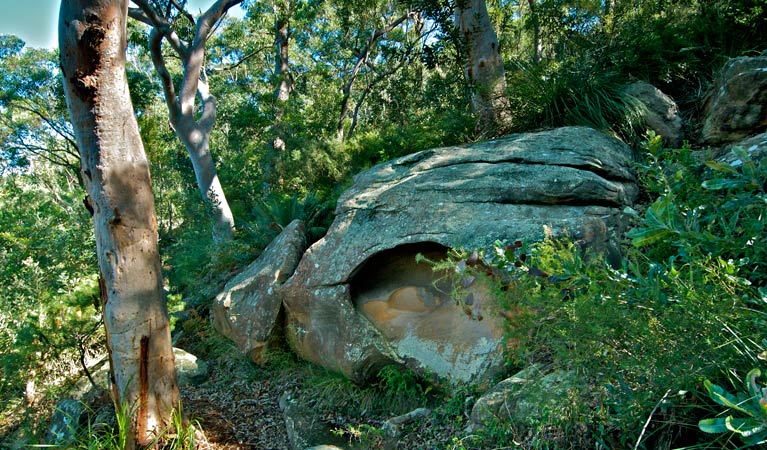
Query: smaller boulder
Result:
<box><xmin>279</xmin><ymin>392</ymin><xmax>349</xmax><ymax>450</ymax></box>
<box><xmin>212</xmin><ymin>220</ymin><xmax>308</xmax><ymax>363</ymax></box>
<box><xmin>46</xmin><ymin>399</ymin><xmax>85</xmax><ymax>446</ymax></box>
<box><xmin>382</xmin><ymin>407</ymin><xmax>431</xmax><ymax>438</ymax></box>
<box><xmin>470</xmin><ymin>365</ymin><xmax>579</xmax><ymax>430</ymax></box>
<box><xmin>173</xmin><ymin>347</ymin><xmax>208</xmax><ymax>386</ymax></box>
<box><xmin>702</xmin><ymin>56</ymin><xmax>767</xmax><ymax>145</ymax></box>
<box><xmin>719</xmin><ymin>132</ymin><xmax>767</xmax><ymax>166</ymax></box>
<box><xmin>624</xmin><ymin>81</ymin><xmax>683</xmax><ymax>147</ymax></box>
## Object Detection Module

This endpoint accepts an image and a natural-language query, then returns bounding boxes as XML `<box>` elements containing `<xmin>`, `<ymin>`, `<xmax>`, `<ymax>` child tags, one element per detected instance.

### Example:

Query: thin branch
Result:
<box><xmin>169</xmin><ymin>0</ymin><xmax>196</xmax><ymax>26</ymax></box>
<box><xmin>14</xmin><ymin>102</ymin><xmax>79</xmax><ymax>151</ymax></box>
<box><xmin>634</xmin><ymin>389</ymin><xmax>671</xmax><ymax>450</ymax></box>
<box><xmin>348</xmin><ymin>51</ymin><xmax>410</xmax><ymax>139</ymax></box>
<box><xmin>337</xmin><ymin>11</ymin><xmax>413</xmax><ymax>138</ymax></box>
<box><xmin>127</xmin><ymin>7</ymin><xmax>154</xmax><ymax>27</ymax></box>
<box><xmin>130</xmin><ymin>0</ymin><xmax>189</xmax><ymax>57</ymax></box>
<box><xmin>209</xmin><ymin>45</ymin><xmax>271</xmax><ymax>72</ymax></box>
<box><xmin>149</xmin><ymin>29</ymin><xmax>181</xmax><ymax>123</ymax></box>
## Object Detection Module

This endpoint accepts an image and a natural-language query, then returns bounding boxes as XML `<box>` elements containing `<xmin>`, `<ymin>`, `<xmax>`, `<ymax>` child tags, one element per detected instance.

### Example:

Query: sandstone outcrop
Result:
<box><xmin>624</xmin><ymin>81</ymin><xmax>683</xmax><ymax>147</ymax></box>
<box><xmin>281</xmin><ymin>127</ymin><xmax>638</xmax><ymax>384</ymax></box>
<box><xmin>212</xmin><ymin>220</ymin><xmax>308</xmax><ymax>363</ymax></box>
<box><xmin>702</xmin><ymin>56</ymin><xmax>767</xmax><ymax>145</ymax></box>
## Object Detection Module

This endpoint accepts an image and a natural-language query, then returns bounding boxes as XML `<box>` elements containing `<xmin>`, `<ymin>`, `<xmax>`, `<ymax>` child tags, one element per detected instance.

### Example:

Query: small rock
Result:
<box><xmin>469</xmin><ymin>365</ymin><xmax>579</xmax><ymax>431</ymax></box>
<box><xmin>624</xmin><ymin>81</ymin><xmax>684</xmax><ymax>147</ymax></box>
<box><xmin>173</xmin><ymin>347</ymin><xmax>208</xmax><ymax>386</ymax></box>
<box><xmin>46</xmin><ymin>399</ymin><xmax>85</xmax><ymax>446</ymax></box>
<box><xmin>279</xmin><ymin>391</ymin><xmax>349</xmax><ymax>450</ymax></box>
<box><xmin>382</xmin><ymin>407</ymin><xmax>431</xmax><ymax>438</ymax></box>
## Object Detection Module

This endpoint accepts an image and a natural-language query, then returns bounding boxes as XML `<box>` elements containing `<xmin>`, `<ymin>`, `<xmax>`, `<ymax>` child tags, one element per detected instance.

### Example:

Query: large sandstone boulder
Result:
<box><xmin>702</xmin><ymin>56</ymin><xmax>767</xmax><ymax>145</ymax></box>
<box><xmin>624</xmin><ymin>81</ymin><xmax>683</xmax><ymax>147</ymax></box>
<box><xmin>212</xmin><ymin>220</ymin><xmax>308</xmax><ymax>363</ymax></box>
<box><xmin>281</xmin><ymin>127</ymin><xmax>637</xmax><ymax>384</ymax></box>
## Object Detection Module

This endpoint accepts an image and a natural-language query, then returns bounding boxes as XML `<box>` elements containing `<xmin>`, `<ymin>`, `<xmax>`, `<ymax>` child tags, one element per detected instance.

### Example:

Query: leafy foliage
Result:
<box><xmin>699</xmin><ymin>369</ymin><xmax>767</xmax><ymax>447</ymax></box>
<box><xmin>629</xmin><ymin>133</ymin><xmax>767</xmax><ymax>286</ymax></box>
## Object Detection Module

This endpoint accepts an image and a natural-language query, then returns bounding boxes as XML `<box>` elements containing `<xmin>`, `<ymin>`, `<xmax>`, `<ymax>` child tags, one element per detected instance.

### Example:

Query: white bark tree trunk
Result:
<box><xmin>130</xmin><ymin>0</ymin><xmax>239</xmax><ymax>242</ymax></box>
<box><xmin>455</xmin><ymin>0</ymin><xmax>511</xmax><ymax>135</ymax></box>
<box><xmin>59</xmin><ymin>1</ymin><xmax>179</xmax><ymax>447</ymax></box>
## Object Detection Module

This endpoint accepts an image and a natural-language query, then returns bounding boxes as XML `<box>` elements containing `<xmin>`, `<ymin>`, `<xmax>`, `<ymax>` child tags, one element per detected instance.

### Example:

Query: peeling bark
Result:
<box><xmin>59</xmin><ymin>1</ymin><xmax>179</xmax><ymax>447</ymax></box>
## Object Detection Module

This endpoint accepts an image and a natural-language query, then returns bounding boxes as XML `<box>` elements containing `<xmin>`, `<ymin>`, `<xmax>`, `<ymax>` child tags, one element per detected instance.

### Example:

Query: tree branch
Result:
<box><xmin>337</xmin><ymin>11</ymin><xmax>413</xmax><ymax>139</ymax></box>
<box><xmin>148</xmin><ymin>29</ymin><xmax>181</xmax><ymax>124</ymax></box>
<box><xmin>130</xmin><ymin>0</ymin><xmax>189</xmax><ymax>58</ymax></box>
<box><xmin>169</xmin><ymin>0</ymin><xmax>196</xmax><ymax>26</ymax></box>
<box><xmin>180</xmin><ymin>0</ymin><xmax>243</xmax><ymax>117</ymax></box>
<box><xmin>209</xmin><ymin>45</ymin><xmax>271</xmax><ymax>72</ymax></box>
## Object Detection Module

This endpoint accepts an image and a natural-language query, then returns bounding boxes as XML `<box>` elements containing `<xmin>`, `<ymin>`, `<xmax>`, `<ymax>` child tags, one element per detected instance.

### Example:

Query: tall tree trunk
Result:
<box><xmin>455</xmin><ymin>0</ymin><xmax>511</xmax><ymax>136</ymax></box>
<box><xmin>527</xmin><ymin>0</ymin><xmax>542</xmax><ymax>63</ymax></box>
<box><xmin>264</xmin><ymin>0</ymin><xmax>293</xmax><ymax>196</ymax></box>
<box><xmin>59</xmin><ymin>1</ymin><xmax>179</xmax><ymax>447</ymax></box>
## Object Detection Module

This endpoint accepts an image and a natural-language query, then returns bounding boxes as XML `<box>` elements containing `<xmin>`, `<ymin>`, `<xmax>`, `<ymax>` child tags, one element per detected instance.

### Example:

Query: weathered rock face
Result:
<box><xmin>281</xmin><ymin>127</ymin><xmax>637</xmax><ymax>384</ymax></box>
<box><xmin>212</xmin><ymin>220</ymin><xmax>308</xmax><ymax>363</ymax></box>
<box><xmin>624</xmin><ymin>81</ymin><xmax>683</xmax><ymax>147</ymax></box>
<box><xmin>719</xmin><ymin>132</ymin><xmax>767</xmax><ymax>166</ymax></box>
<box><xmin>702</xmin><ymin>56</ymin><xmax>767</xmax><ymax>145</ymax></box>
<box><xmin>354</xmin><ymin>244</ymin><xmax>507</xmax><ymax>384</ymax></box>
<box><xmin>469</xmin><ymin>365</ymin><xmax>579</xmax><ymax>431</ymax></box>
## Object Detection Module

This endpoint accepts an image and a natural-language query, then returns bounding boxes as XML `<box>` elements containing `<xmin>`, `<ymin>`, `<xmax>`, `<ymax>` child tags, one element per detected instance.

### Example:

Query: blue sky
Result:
<box><xmin>0</xmin><ymin>1</ymin><xmax>246</xmax><ymax>49</ymax></box>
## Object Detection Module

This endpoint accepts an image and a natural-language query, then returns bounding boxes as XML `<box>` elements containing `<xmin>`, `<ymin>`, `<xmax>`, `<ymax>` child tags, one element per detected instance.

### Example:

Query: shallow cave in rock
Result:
<box><xmin>349</xmin><ymin>242</ymin><xmax>506</xmax><ymax>383</ymax></box>
<box><xmin>350</xmin><ymin>242</ymin><xmax>451</xmax><ymax>312</ymax></box>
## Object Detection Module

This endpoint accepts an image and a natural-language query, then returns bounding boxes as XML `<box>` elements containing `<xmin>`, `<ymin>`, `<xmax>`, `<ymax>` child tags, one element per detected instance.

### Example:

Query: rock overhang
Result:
<box><xmin>280</xmin><ymin>126</ymin><xmax>637</xmax><ymax>384</ymax></box>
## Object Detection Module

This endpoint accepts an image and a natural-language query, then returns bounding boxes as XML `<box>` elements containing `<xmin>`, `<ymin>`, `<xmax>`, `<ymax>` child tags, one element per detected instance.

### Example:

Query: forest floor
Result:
<box><xmin>179</xmin><ymin>363</ymin><xmax>292</xmax><ymax>449</ymax></box>
<box><xmin>177</xmin><ymin>352</ymin><xmax>469</xmax><ymax>450</ymax></box>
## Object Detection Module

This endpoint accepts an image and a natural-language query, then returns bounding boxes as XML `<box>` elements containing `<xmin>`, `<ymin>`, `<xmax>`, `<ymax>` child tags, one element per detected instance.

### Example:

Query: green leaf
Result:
<box><xmin>746</xmin><ymin>369</ymin><xmax>762</xmax><ymax>400</ymax></box>
<box><xmin>627</xmin><ymin>227</ymin><xmax>675</xmax><ymax>247</ymax></box>
<box><xmin>725</xmin><ymin>416</ymin><xmax>766</xmax><ymax>437</ymax></box>
<box><xmin>704</xmin><ymin>380</ymin><xmax>753</xmax><ymax>416</ymax></box>
<box><xmin>705</xmin><ymin>161</ymin><xmax>739</xmax><ymax>174</ymax></box>
<box><xmin>699</xmin><ymin>417</ymin><xmax>728</xmax><ymax>434</ymax></box>
<box><xmin>742</xmin><ymin>431</ymin><xmax>767</xmax><ymax>446</ymax></box>
<box><xmin>702</xmin><ymin>178</ymin><xmax>742</xmax><ymax>190</ymax></box>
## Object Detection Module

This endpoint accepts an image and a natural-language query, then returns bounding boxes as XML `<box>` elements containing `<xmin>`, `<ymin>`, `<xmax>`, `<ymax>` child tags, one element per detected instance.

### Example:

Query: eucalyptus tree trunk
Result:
<box><xmin>129</xmin><ymin>0</ymin><xmax>239</xmax><ymax>242</ymax></box>
<box><xmin>263</xmin><ymin>0</ymin><xmax>294</xmax><ymax>195</ymax></box>
<box><xmin>59</xmin><ymin>1</ymin><xmax>178</xmax><ymax>447</ymax></box>
<box><xmin>527</xmin><ymin>0</ymin><xmax>542</xmax><ymax>63</ymax></box>
<box><xmin>455</xmin><ymin>0</ymin><xmax>511</xmax><ymax>135</ymax></box>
